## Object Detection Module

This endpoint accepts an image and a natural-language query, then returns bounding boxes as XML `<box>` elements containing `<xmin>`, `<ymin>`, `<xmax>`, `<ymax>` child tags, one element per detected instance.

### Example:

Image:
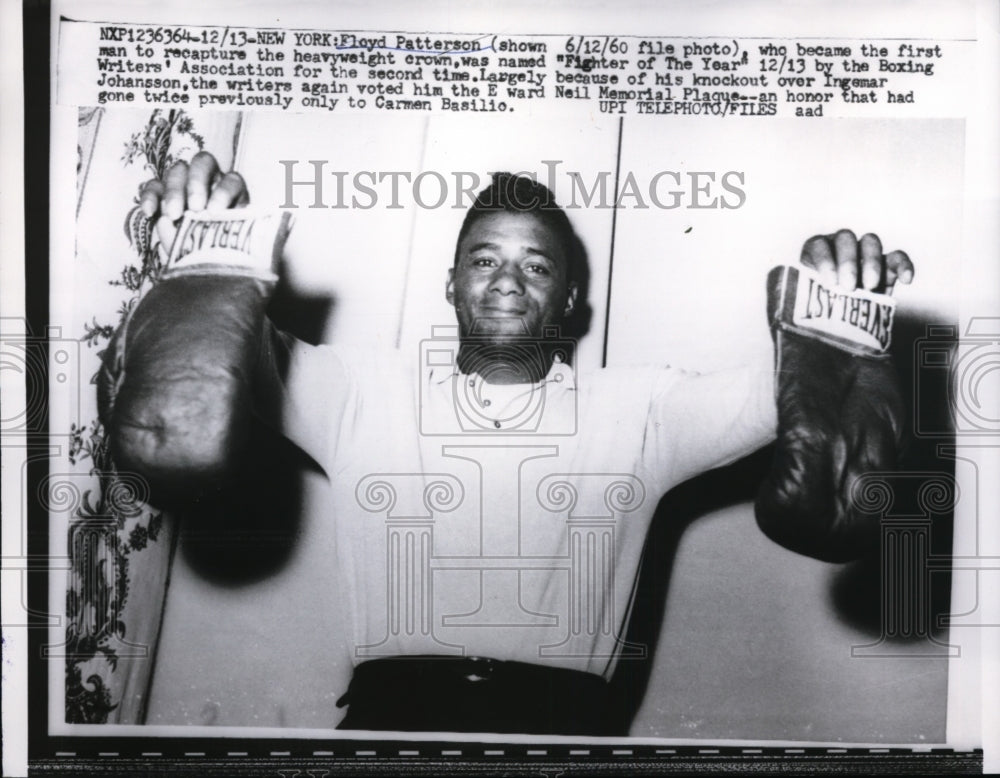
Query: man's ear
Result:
<box><xmin>564</xmin><ymin>282</ymin><xmax>578</xmax><ymax>316</ymax></box>
<box><xmin>446</xmin><ymin>267</ymin><xmax>455</xmax><ymax>306</ymax></box>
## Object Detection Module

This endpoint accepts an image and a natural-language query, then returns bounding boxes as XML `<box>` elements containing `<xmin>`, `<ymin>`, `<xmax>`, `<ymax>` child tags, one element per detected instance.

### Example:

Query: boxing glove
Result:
<box><xmin>97</xmin><ymin>209</ymin><xmax>293</xmax><ymax>503</ymax></box>
<box><xmin>755</xmin><ymin>264</ymin><xmax>905</xmax><ymax>562</ymax></box>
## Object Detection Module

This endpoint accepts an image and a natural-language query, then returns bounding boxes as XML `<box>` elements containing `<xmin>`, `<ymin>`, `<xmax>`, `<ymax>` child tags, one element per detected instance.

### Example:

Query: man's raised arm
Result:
<box><xmin>96</xmin><ymin>151</ymin><xmax>310</xmax><ymax>505</ymax></box>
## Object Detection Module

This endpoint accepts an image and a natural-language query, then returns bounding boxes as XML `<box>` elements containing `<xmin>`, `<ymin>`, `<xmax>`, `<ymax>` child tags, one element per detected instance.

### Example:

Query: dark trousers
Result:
<box><xmin>337</xmin><ymin>656</ymin><xmax>621</xmax><ymax>736</ymax></box>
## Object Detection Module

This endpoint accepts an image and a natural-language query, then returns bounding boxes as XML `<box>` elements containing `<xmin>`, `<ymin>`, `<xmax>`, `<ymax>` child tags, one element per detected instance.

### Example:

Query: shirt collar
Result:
<box><xmin>428</xmin><ymin>351</ymin><xmax>576</xmax><ymax>391</ymax></box>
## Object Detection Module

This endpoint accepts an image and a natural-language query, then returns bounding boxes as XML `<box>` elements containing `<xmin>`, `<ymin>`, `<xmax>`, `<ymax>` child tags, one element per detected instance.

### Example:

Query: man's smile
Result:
<box><xmin>480</xmin><ymin>305</ymin><xmax>528</xmax><ymax>316</ymax></box>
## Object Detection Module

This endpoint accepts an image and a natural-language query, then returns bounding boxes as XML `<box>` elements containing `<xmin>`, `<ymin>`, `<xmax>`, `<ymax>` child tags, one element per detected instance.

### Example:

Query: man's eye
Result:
<box><xmin>472</xmin><ymin>257</ymin><xmax>496</xmax><ymax>267</ymax></box>
<box><xmin>525</xmin><ymin>264</ymin><xmax>550</xmax><ymax>275</ymax></box>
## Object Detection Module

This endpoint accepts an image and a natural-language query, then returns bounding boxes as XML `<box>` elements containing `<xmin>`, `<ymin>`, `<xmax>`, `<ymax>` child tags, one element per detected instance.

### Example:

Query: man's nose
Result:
<box><xmin>489</xmin><ymin>263</ymin><xmax>525</xmax><ymax>295</ymax></box>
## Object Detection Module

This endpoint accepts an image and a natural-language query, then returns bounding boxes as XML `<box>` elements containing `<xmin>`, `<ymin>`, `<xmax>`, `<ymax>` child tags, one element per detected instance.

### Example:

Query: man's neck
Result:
<box><xmin>456</xmin><ymin>342</ymin><xmax>558</xmax><ymax>384</ymax></box>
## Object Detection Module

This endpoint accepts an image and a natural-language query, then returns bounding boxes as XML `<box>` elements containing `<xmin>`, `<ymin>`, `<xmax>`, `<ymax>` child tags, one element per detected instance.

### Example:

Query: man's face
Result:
<box><xmin>447</xmin><ymin>211</ymin><xmax>577</xmax><ymax>342</ymax></box>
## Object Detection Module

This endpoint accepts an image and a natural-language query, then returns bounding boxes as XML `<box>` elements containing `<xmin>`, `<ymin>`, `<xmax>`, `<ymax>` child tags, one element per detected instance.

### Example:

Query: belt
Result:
<box><xmin>336</xmin><ymin>655</ymin><xmax>620</xmax><ymax>736</ymax></box>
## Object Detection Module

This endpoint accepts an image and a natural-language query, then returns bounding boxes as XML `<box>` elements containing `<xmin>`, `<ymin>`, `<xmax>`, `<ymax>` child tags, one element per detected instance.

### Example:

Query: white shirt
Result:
<box><xmin>280</xmin><ymin>336</ymin><xmax>777</xmax><ymax>678</ymax></box>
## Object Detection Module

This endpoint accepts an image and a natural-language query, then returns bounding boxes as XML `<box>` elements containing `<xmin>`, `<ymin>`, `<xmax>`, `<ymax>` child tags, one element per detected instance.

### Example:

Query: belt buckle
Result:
<box><xmin>463</xmin><ymin>656</ymin><xmax>495</xmax><ymax>683</ymax></box>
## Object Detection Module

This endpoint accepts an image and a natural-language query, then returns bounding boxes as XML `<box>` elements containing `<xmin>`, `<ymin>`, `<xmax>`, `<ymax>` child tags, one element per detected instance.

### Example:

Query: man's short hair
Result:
<box><xmin>454</xmin><ymin>172</ymin><xmax>584</xmax><ymax>285</ymax></box>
